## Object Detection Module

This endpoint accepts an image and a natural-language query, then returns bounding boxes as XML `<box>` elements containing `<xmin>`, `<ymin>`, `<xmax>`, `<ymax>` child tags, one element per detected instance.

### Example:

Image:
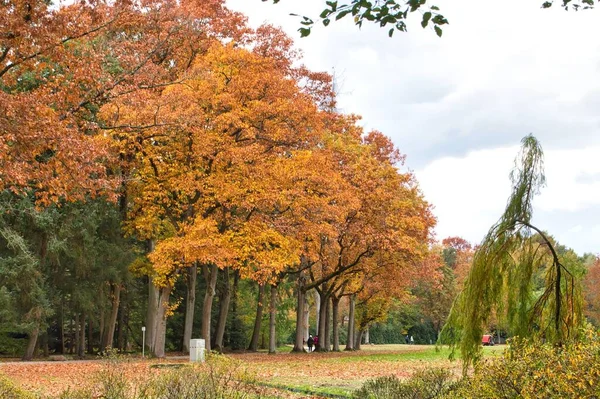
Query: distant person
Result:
<box><xmin>307</xmin><ymin>334</ymin><xmax>314</xmax><ymax>352</ymax></box>
<box><xmin>405</xmin><ymin>335</ymin><xmax>409</xmax><ymax>344</ymax></box>
<box><xmin>314</xmin><ymin>335</ymin><xmax>319</xmax><ymax>350</ymax></box>
<box><xmin>410</xmin><ymin>335</ymin><xmax>414</xmax><ymax>345</ymax></box>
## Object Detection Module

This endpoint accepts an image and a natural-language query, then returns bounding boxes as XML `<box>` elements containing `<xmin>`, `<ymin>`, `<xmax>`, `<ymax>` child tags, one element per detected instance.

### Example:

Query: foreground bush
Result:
<box><xmin>356</xmin><ymin>328</ymin><xmax>600</xmax><ymax>399</ymax></box>
<box><xmin>353</xmin><ymin>368</ymin><xmax>456</xmax><ymax>399</ymax></box>
<box><xmin>448</xmin><ymin>329</ymin><xmax>600</xmax><ymax>398</ymax></box>
<box><xmin>0</xmin><ymin>374</ymin><xmax>36</xmax><ymax>399</ymax></box>
<box><xmin>58</xmin><ymin>354</ymin><xmax>258</xmax><ymax>399</ymax></box>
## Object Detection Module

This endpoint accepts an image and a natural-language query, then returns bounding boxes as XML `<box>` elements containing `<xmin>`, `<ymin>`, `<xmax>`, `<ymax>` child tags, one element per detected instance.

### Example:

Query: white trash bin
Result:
<box><xmin>189</xmin><ymin>339</ymin><xmax>205</xmax><ymax>362</ymax></box>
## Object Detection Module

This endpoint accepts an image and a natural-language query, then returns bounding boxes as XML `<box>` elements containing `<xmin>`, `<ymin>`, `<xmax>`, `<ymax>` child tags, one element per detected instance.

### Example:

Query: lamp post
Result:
<box><xmin>142</xmin><ymin>326</ymin><xmax>146</xmax><ymax>358</ymax></box>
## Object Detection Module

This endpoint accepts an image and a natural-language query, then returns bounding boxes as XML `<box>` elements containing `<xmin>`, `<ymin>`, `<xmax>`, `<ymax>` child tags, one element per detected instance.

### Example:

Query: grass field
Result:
<box><xmin>0</xmin><ymin>344</ymin><xmax>505</xmax><ymax>398</ymax></box>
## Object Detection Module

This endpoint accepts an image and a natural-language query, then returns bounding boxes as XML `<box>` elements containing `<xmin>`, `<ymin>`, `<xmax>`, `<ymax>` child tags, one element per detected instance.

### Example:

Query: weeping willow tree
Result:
<box><xmin>440</xmin><ymin>135</ymin><xmax>583</xmax><ymax>372</ymax></box>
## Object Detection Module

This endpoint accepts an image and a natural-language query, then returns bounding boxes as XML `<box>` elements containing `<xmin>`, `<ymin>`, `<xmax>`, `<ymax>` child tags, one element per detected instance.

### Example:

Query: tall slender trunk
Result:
<box><xmin>117</xmin><ymin>289</ymin><xmax>126</xmax><ymax>351</ymax></box>
<box><xmin>74</xmin><ymin>311</ymin><xmax>80</xmax><ymax>355</ymax></box>
<box><xmin>364</xmin><ymin>327</ymin><xmax>370</xmax><ymax>344</ymax></box>
<box><xmin>146</xmin><ymin>240</ymin><xmax>158</xmax><ymax>353</ymax></box>
<box><xmin>78</xmin><ymin>313</ymin><xmax>85</xmax><ymax>358</ymax></box>
<box><xmin>269</xmin><ymin>284</ymin><xmax>277</xmax><ymax>354</ymax></box>
<box><xmin>292</xmin><ymin>272</ymin><xmax>307</xmax><ymax>352</ymax></box>
<box><xmin>248</xmin><ymin>284</ymin><xmax>265</xmax><ymax>351</ymax></box>
<box><xmin>314</xmin><ymin>289</ymin><xmax>321</xmax><ymax>333</ymax></box>
<box><xmin>147</xmin><ymin>279</ymin><xmax>159</xmax><ymax>353</ymax></box>
<box><xmin>345</xmin><ymin>295</ymin><xmax>355</xmax><ymax>351</ymax></box>
<box><xmin>69</xmin><ymin>309</ymin><xmax>75</xmax><ymax>354</ymax></box>
<box><xmin>214</xmin><ymin>267</ymin><xmax>231</xmax><ymax>353</ymax></box>
<box><xmin>103</xmin><ymin>283</ymin><xmax>121</xmax><ymax>350</ymax></box>
<box><xmin>61</xmin><ymin>300</ymin><xmax>66</xmax><ymax>354</ymax></box>
<box><xmin>303</xmin><ymin>294</ymin><xmax>310</xmax><ymax>340</ymax></box>
<box><xmin>324</xmin><ymin>296</ymin><xmax>331</xmax><ymax>351</ymax></box>
<box><xmin>153</xmin><ymin>285</ymin><xmax>172</xmax><ymax>358</ymax></box>
<box><xmin>332</xmin><ymin>296</ymin><xmax>341</xmax><ymax>351</ymax></box>
<box><xmin>201</xmin><ymin>264</ymin><xmax>218</xmax><ymax>352</ymax></box>
<box><xmin>182</xmin><ymin>263</ymin><xmax>198</xmax><ymax>354</ymax></box>
<box><xmin>229</xmin><ymin>270</ymin><xmax>241</xmax><ymax>349</ymax></box>
<box><xmin>87</xmin><ymin>319</ymin><xmax>93</xmax><ymax>354</ymax></box>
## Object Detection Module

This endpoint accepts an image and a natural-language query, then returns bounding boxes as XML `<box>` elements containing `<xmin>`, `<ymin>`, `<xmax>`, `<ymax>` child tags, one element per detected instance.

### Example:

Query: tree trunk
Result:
<box><xmin>248</xmin><ymin>284</ymin><xmax>265</xmax><ymax>351</ymax></box>
<box><xmin>153</xmin><ymin>285</ymin><xmax>172</xmax><ymax>358</ymax></box>
<box><xmin>345</xmin><ymin>295</ymin><xmax>355</xmax><ymax>351</ymax></box>
<box><xmin>269</xmin><ymin>284</ymin><xmax>277</xmax><ymax>354</ymax></box>
<box><xmin>60</xmin><ymin>301</ymin><xmax>66</xmax><ymax>354</ymax></box>
<box><xmin>317</xmin><ymin>290</ymin><xmax>329</xmax><ymax>351</ymax></box>
<box><xmin>292</xmin><ymin>272</ymin><xmax>307</xmax><ymax>352</ymax></box>
<box><xmin>182</xmin><ymin>263</ymin><xmax>197</xmax><ymax>354</ymax></box>
<box><xmin>42</xmin><ymin>331</ymin><xmax>49</xmax><ymax>357</ymax></box>
<box><xmin>117</xmin><ymin>289</ymin><xmax>126</xmax><ymax>351</ymax></box>
<box><xmin>22</xmin><ymin>317</ymin><xmax>40</xmax><ymax>360</ymax></box>
<box><xmin>87</xmin><ymin>319</ymin><xmax>93</xmax><ymax>354</ymax></box>
<box><xmin>325</xmin><ymin>296</ymin><xmax>331</xmax><ymax>351</ymax></box>
<box><xmin>214</xmin><ymin>267</ymin><xmax>231</xmax><ymax>353</ymax></box>
<box><xmin>314</xmin><ymin>289</ymin><xmax>321</xmax><ymax>334</ymax></box>
<box><xmin>147</xmin><ymin>278</ymin><xmax>159</xmax><ymax>353</ymax></box>
<box><xmin>332</xmin><ymin>296</ymin><xmax>341</xmax><ymax>351</ymax></box>
<box><xmin>102</xmin><ymin>283</ymin><xmax>121</xmax><ymax>351</ymax></box>
<box><xmin>201</xmin><ymin>263</ymin><xmax>218</xmax><ymax>353</ymax></box>
<box><xmin>75</xmin><ymin>311</ymin><xmax>80</xmax><ymax>356</ymax></box>
<box><xmin>364</xmin><ymin>327</ymin><xmax>370</xmax><ymax>344</ymax></box>
<box><xmin>303</xmin><ymin>294</ymin><xmax>310</xmax><ymax>340</ymax></box>
<box><xmin>355</xmin><ymin>328</ymin><xmax>363</xmax><ymax>351</ymax></box>
<box><xmin>78</xmin><ymin>313</ymin><xmax>85</xmax><ymax>358</ymax></box>
<box><xmin>146</xmin><ymin>240</ymin><xmax>158</xmax><ymax>353</ymax></box>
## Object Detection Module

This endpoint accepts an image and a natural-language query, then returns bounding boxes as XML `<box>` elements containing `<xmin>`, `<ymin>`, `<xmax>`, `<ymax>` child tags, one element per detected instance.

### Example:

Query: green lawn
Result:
<box><xmin>234</xmin><ymin>344</ymin><xmax>506</xmax><ymax>397</ymax></box>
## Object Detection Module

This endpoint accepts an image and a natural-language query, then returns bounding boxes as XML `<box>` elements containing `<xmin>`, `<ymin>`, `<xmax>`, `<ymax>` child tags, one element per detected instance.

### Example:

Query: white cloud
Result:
<box><xmin>415</xmin><ymin>145</ymin><xmax>600</xmax><ymax>253</ymax></box>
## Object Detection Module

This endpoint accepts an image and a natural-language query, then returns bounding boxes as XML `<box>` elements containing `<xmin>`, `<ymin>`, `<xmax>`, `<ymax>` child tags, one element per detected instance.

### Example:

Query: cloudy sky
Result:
<box><xmin>227</xmin><ymin>0</ymin><xmax>600</xmax><ymax>255</ymax></box>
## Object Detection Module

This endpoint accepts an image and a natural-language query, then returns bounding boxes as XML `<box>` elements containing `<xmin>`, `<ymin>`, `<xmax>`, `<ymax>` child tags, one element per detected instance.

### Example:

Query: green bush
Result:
<box><xmin>353</xmin><ymin>368</ymin><xmax>456</xmax><ymax>399</ymax></box>
<box><xmin>0</xmin><ymin>374</ymin><xmax>36</xmax><ymax>399</ymax></box>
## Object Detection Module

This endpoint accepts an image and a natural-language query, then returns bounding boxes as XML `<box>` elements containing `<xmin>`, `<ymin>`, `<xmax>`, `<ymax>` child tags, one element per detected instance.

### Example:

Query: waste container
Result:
<box><xmin>189</xmin><ymin>339</ymin><xmax>205</xmax><ymax>362</ymax></box>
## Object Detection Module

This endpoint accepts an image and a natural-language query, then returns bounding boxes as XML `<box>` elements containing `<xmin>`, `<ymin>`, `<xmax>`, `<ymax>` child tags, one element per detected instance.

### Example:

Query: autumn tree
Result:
<box><xmin>583</xmin><ymin>256</ymin><xmax>600</xmax><ymax>326</ymax></box>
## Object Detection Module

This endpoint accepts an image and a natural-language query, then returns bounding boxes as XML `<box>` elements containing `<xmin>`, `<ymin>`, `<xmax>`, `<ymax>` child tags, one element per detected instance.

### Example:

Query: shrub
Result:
<box><xmin>447</xmin><ymin>328</ymin><xmax>600</xmax><ymax>399</ymax></box>
<box><xmin>58</xmin><ymin>353</ymin><xmax>257</xmax><ymax>399</ymax></box>
<box><xmin>0</xmin><ymin>374</ymin><xmax>36</xmax><ymax>399</ymax></box>
<box><xmin>353</xmin><ymin>367</ymin><xmax>456</xmax><ymax>399</ymax></box>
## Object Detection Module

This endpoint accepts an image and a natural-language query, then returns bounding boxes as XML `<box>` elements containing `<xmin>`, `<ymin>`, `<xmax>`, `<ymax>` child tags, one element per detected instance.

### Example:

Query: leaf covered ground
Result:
<box><xmin>0</xmin><ymin>344</ymin><xmax>504</xmax><ymax>398</ymax></box>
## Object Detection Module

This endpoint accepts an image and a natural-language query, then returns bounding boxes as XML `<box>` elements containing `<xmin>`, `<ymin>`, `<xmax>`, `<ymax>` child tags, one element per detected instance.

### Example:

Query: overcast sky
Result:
<box><xmin>227</xmin><ymin>0</ymin><xmax>600</xmax><ymax>255</ymax></box>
